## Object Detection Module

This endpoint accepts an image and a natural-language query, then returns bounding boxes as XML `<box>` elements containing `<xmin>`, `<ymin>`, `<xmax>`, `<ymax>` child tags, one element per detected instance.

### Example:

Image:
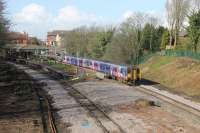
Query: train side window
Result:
<box><xmin>120</xmin><ymin>68</ymin><xmax>125</xmax><ymax>75</ymax></box>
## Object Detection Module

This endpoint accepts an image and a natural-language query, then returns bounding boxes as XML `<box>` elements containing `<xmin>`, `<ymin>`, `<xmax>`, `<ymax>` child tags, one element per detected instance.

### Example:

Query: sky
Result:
<box><xmin>6</xmin><ymin>0</ymin><xmax>166</xmax><ymax>40</ymax></box>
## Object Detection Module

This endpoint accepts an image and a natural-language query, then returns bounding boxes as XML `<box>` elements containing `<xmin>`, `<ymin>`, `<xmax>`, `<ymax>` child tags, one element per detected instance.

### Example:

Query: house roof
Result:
<box><xmin>7</xmin><ymin>32</ymin><xmax>28</xmax><ymax>40</ymax></box>
<box><xmin>47</xmin><ymin>30</ymin><xmax>68</xmax><ymax>37</ymax></box>
<box><xmin>3</xmin><ymin>44</ymin><xmax>49</xmax><ymax>51</ymax></box>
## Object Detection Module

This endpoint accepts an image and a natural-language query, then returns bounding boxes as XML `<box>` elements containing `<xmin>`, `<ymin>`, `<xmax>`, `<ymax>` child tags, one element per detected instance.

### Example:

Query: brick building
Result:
<box><xmin>47</xmin><ymin>30</ymin><xmax>66</xmax><ymax>47</ymax></box>
<box><xmin>7</xmin><ymin>32</ymin><xmax>29</xmax><ymax>46</ymax></box>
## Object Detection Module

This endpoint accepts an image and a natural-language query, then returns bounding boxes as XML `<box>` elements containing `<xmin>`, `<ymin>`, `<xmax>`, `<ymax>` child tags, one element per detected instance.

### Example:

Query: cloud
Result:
<box><xmin>53</xmin><ymin>5</ymin><xmax>100</xmax><ymax>30</ymax></box>
<box><xmin>56</xmin><ymin>6</ymin><xmax>97</xmax><ymax>23</ymax></box>
<box><xmin>122</xmin><ymin>10</ymin><xmax>134</xmax><ymax>19</ymax></box>
<box><xmin>57</xmin><ymin>6</ymin><xmax>81</xmax><ymax>22</ymax></box>
<box><xmin>12</xmin><ymin>4</ymin><xmax>101</xmax><ymax>39</ymax></box>
<box><xmin>13</xmin><ymin>3</ymin><xmax>51</xmax><ymax>24</ymax></box>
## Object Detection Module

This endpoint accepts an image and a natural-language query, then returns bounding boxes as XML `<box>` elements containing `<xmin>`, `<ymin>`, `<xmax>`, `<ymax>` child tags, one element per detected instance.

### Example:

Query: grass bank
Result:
<box><xmin>141</xmin><ymin>55</ymin><xmax>200</xmax><ymax>102</ymax></box>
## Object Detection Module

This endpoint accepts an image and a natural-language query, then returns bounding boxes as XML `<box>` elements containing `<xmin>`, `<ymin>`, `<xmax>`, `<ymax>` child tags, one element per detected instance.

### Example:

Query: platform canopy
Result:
<box><xmin>3</xmin><ymin>44</ymin><xmax>49</xmax><ymax>52</ymax></box>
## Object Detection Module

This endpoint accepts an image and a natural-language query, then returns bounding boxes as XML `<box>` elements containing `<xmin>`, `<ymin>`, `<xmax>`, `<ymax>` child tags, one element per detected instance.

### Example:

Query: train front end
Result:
<box><xmin>127</xmin><ymin>66</ymin><xmax>142</xmax><ymax>85</ymax></box>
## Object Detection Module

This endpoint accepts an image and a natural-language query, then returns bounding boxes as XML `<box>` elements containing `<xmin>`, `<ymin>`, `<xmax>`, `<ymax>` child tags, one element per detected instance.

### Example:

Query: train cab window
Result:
<box><xmin>127</xmin><ymin>67</ymin><xmax>131</xmax><ymax>73</ymax></box>
<box><xmin>136</xmin><ymin>68</ymin><xmax>140</xmax><ymax>74</ymax></box>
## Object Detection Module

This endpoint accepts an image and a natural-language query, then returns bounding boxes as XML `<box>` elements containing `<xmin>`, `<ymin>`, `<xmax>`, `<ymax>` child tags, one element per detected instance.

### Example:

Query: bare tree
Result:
<box><xmin>166</xmin><ymin>0</ymin><xmax>190</xmax><ymax>48</ymax></box>
<box><xmin>63</xmin><ymin>25</ymin><xmax>115</xmax><ymax>59</ymax></box>
<box><xmin>148</xmin><ymin>16</ymin><xmax>159</xmax><ymax>50</ymax></box>
<box><xmin>109</xmin><ymin>12</ymin><xmax>147</xmax><ymax>64</ymax></box>
<box><xmin>130</xmin><ymin>13</ymin><xmax>147</xmax><ymax>64</ymax></box>
<box><xmin>166</xmin><ymin>0</ymin><xmax>175</xmax><ymax>47</ymax></box>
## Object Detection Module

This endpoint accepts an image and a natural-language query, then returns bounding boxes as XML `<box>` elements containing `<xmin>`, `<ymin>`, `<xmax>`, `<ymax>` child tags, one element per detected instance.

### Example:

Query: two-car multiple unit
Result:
<box><xmin>63</xmin><ymin>56</ymin><xmax>142</xmax><ymax>84</ymax></box>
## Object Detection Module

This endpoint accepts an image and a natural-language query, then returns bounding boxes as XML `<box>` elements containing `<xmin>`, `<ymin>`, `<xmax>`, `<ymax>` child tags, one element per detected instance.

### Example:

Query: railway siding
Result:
<box><xmin>140</xmin><ymin>85</ymin><xmax>200</xmax><ymax>115</ymax></box>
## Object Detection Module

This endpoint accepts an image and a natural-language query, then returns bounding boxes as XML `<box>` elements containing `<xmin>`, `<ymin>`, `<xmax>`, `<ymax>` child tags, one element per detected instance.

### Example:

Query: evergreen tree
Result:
<box><xmin>160</xmin><ymin>30</ymin><xmax>170</xmax><ymax>50</ymax></box>
<box><xmin>0</xmin><ymin>0</ymin><xmax>9</xmax><ymax>46</ymax></box>
<box><xmin>187</xmin><ymin>10</ymin><xmax>200</xmax><ymax>52</ymax></box>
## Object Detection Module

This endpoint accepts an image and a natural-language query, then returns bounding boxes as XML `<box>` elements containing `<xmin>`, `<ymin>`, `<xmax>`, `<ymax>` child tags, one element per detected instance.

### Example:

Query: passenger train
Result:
<box><xmin>63</xmin><ymin>56</ymin><xmax>142</xmax><ymax>84</ymax></box>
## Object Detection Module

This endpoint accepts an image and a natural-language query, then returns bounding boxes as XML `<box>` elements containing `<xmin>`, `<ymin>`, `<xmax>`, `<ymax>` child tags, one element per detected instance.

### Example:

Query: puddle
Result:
<box><xmin>81</xmin><ymin>120</ymin><xmax>91</xmax><ymax>128</ymax></box>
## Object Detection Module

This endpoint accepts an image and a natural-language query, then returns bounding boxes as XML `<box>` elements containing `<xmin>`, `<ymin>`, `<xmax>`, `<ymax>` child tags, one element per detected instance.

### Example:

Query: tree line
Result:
<box><xmin>62</xmin><ymin>0</ymin><xmax>200</xmax><ymax>65</ymax></box>
<box><xmin>0</xmin><ymin>0</ymin><xmax>9</xmax><ymax>47</ymax></box>
<box><xmin>166</xmin><ymin>0</ymin><xmax>200</xmax><ymax>52</ymax></box>
<box><xmin>63</xmin><ymin>13</ymin><xmax>167</xmax><ymax>65</ymax></box>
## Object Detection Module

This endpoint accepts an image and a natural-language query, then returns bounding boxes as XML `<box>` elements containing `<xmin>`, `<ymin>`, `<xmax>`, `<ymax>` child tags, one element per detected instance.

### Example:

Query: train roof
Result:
<box><xmin>65</xmin><ymin>55</ymin><xmax>128</xmax><ymax>68</ymax></box>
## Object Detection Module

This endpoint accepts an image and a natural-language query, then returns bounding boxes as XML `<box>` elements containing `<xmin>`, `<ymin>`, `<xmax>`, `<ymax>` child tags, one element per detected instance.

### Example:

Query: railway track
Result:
<box><xmin>45</xmin><ymin>98</ymin><xmax>57</xmax><ymax>133</ymax></box>
<box><xmin>8</xmin><ymin>62</ymin><xmax>58</xmax><ymax>133</ymax></box>
<box><xmin>28</xmin><ymin>77</ymin><xmax>58</xmax><ymax>133</ymax></box>
<box><xmin>36</xmin><ymin>89</ymin><xmax>57</xmax><ymax>133</ymax></box>
<box><xmin>32</xmin><ymin>63</ymin><xmax>126</xmax><ymax>133</ymax></box>
<box><xmin>63</xmin><ymin>83</ymin><xmax>126</xmax><ymax>133</ymax></box>
<box><xmin>136</xmin><ymin>85</ymin><xmax>200</xmax><ymax>118</ymax></box>
<box><xmin>34</xmin><ymin>86</ymin><xmax>48</xmax><ymax>133</ymax></box>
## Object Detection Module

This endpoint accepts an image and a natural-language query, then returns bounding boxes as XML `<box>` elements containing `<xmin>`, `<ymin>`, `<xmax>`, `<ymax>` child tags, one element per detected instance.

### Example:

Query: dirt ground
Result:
<box><xmin>116</xmin><ymin>101</ymin><xmax>199</xmax><ymax>133</ymax></box>
<box><xmin>73</xmin><ymin>81</ymin><xmax>200</xmax><ymax>133</ymax></box>
<box><xmin>0</xmin><ymin>61</ymin><xmax>43</xmax><ymax>133</ymax></box>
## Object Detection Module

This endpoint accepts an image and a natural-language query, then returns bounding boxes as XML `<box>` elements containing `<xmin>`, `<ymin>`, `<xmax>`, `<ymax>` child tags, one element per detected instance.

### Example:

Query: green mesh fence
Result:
<box><xmin>137</xmin><ymin>50</ymin><xmax>200</xmax><ymax>65</ymax></box>
<box><xmin>163</xmin><ymin>50</ymin><xmax>200</xmax><ymax>60</ymax></box>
